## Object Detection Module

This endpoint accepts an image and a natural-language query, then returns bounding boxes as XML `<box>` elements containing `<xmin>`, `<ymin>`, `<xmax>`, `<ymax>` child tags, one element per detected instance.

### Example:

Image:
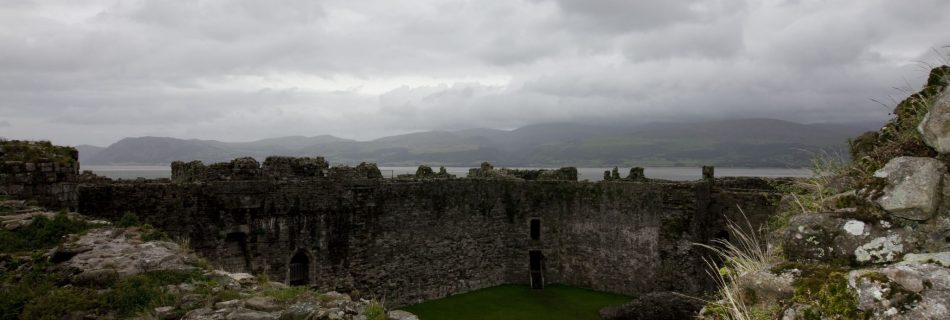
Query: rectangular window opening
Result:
<box><xmin>530</xmin><ymin>218</ymin><xmax>541</xmax><ymax>240</ymax></box>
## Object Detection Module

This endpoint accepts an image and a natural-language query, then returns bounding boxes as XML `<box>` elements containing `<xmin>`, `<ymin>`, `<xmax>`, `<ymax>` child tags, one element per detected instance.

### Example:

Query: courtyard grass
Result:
<box><xmin>401</xmin><ymin>284</ymin><xmax>630</xmax><ymax>320</ymax></box>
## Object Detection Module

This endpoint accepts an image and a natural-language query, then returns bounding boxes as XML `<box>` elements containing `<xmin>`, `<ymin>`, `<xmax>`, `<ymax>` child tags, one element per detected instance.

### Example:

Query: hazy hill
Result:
<box><xmin>80</xmin><ymin>119</ymin><xmax>881</xmax><ymax>167</ymax></box>
<box><xmin>75</xmin><ymin>145</ymin><xmax>105</xmax><ymax>164</ymax></box>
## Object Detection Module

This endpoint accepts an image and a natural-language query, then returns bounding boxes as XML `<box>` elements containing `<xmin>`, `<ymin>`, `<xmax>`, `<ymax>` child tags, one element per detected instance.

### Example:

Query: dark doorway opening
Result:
<box><xmin>530</xmin><ymin>218</ymin><xmax>541</xmax><ymax>240</ymax></box>
<box><xmin>529</xmin><ymin>250</ymin><xmax>544</xmax><ymax>289</ymax></box>
<box><xmin>288</xmin><ymin>250</ymin><xmax>310</xmax><ymax>286</ymax></box>
<box><xmin>224</xmin><ymin>232</ymin><xmax>252</xmax><ymax>272</ymax></box>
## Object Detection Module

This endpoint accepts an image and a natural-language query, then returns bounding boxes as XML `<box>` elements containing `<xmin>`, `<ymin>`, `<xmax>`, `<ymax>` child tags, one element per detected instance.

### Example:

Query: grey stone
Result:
<box><xmin>227</xmin><ymin>308</ymin><xmax>279</xmax><ymax>320</ymax></box>
<box><xmin>59</xmin><ymin>227</ymin><xmax>199</xmax><ymax>276</ymax></box>
<box><xmin>279</xmin><ymin>303</ymin><xmax>319</xmax><ymax>320</ymax></box>
<box><xmin>873</xmin><ymin>157</ymin><xmax>946</xmax><ymax>220</ymax></box>
<box><xmin>216</xmin><ymin>299</ymin><xmax>242</xmax><ymax>310</ymax></box>
<box><xmin>182</xmin><ymin>307</ymin><xmax>214</xmax><ymax>320</ymax></box>
<box><xmin>849</xmin><ymin>262</ymin><xmax>950</xmax><ymax>319</ymax></box>
<box><xmin>782</xmin><ymin>213</ymin><xmax>915</xmax><ymax>264</ymax></box>
<box><xmin>902</xmin><ymin>252</ymin><xmax>950</xmax><ymax>267</ymax></box>
<box><xmin>919</xmin><ymin>87</ymin><xmax>950</xmax><ymax>153</ymax></box>
<box><xmin>737</xmin><ymin>270</ymin><xmax>794</xmax><ymax>304</ymax></box>
<box><xmin>245</xmin><ymin>296</ymin><xmax>280</xmax><ymax>312</ymax></box>
<box><xmin>154</xmin><ymin>306</ymin><xmax>177</xmax><ymax>320</ymax></box>
<box><xmin>386</xmin><ymin>310</ymin><xmax>419</xmax><ymax>320</ymax></box>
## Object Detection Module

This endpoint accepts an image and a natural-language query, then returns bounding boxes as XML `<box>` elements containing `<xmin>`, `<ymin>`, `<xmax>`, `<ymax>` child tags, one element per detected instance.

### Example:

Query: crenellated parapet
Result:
<box><xmin>467</xmin><ymin>162</ymin><xmax>578</xmax><ymax>181</ymax></box>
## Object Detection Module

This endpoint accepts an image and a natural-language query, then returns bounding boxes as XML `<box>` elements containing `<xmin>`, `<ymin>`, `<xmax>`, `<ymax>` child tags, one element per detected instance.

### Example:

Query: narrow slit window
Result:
<box><xmin>530</xmin><ymin>218</ymin><xmax>541</xmax><ymax>240</ymax></box>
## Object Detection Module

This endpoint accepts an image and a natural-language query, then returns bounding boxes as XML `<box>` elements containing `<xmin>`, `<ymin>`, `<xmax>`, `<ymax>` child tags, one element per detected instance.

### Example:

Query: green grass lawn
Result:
<box><xmin>401</xmin><ymin>284</ymin><xmax>630</xmax><ymax>320</ymax></box>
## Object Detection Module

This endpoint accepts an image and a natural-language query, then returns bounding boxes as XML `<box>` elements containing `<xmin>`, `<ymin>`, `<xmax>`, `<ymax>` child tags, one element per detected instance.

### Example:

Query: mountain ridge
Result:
<box><xmin>79</xmin><ymin>119</ymin><xmax>882</xmax><ymax>167</ymax></box>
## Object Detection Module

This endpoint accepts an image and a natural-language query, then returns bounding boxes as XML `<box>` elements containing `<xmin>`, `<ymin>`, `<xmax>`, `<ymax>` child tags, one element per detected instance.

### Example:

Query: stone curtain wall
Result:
<box><xmin>0</xmin><ymin>159</ymin><xmax>80</xmax><ymax>209</ymax></box>
<box><xmin>77</xmin><ymin>174</ymin><xmax>780</xmax><ymax>307</ymax></box>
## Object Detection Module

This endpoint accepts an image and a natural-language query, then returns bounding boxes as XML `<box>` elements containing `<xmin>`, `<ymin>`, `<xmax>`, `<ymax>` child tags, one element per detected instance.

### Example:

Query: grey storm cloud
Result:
<box><xmin>1</xmin><ymin>0</ymin><xmax>950</xmax><ymax>146</ymax></box>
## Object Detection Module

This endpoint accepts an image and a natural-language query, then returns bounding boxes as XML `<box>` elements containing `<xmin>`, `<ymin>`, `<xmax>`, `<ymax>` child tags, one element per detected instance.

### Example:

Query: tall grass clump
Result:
<box><xmin>697</xmin><ymin>208</ymin><xmax>778</xmax><ymax>320</ymax></box>
<box><xmin>364</xmin><ymin>299</ymin><xmax>387</xmax><ymax>320</ymax></box>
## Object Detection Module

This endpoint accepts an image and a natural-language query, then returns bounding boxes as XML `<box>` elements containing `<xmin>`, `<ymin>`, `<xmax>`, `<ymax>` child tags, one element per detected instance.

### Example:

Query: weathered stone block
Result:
<box><xmin>873</xmin><ymin>156</ymin><xmax>946</xmax><ymax>220</ymax></box>
<box><xmin>919</xmin><ymin>87</ymin><xmax>950</xmax><ymax>153</ymax></box>
<box><xmin>783</xmin><ymin>213</ymin><xmax>918</xmax><ymax>264</ymax></box>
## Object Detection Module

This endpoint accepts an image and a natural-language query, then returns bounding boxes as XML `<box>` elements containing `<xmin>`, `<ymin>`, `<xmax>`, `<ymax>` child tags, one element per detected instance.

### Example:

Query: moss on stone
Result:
<box><xmin>788</xmin><ymin>263</ymin><xmax>863</xmax><ymax>319</ymax></box>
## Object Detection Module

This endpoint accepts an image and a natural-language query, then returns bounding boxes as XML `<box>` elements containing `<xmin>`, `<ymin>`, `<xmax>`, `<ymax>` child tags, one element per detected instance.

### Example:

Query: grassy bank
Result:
<box><xmin>402</xmin><ymin>284</ymin><xmax>630</xmax><ymax>320</ymax></box>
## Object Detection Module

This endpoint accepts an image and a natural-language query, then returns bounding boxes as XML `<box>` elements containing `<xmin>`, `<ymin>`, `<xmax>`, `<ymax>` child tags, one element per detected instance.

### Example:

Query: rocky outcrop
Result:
<box><xmin>873</xmin><ymin>157</ymin><xmax>946</xmax><ymax>220</ymax></box>
<box><xmin>849</xmin><ymin>259</ymin><xmax>950</xmax><ymax>319</ymax></box>
<box><xmin>782</xmin><ymin>213</ymin><xmax>922</xmax><ymax>265</ymax></box>
<box><xmin>57</xmin><ymin>227</ymin><xmax>201</xmax><ymax>277</ymax></box>
<box><xmin>919</xmin><ymin>87</ymin><xmax>950</xmax><ymax>153</ymax></box>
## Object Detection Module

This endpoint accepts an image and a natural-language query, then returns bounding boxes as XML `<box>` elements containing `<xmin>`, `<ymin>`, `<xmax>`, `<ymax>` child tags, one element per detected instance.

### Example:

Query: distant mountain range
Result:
<box><xmin>77</xmin><ymin>119</ymin><xmax>881</xmax><ymax>168</ymax></box>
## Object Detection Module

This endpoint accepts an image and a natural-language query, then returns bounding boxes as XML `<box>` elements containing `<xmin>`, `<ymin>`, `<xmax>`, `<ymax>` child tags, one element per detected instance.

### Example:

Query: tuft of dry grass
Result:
<box><xmin>696</xmin><ymin>208</ymin><xmax>778</xmax><ymax>320</ymax></box>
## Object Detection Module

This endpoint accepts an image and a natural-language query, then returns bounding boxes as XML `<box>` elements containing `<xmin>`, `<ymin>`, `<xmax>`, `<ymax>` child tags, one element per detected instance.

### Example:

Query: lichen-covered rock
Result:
<box><xmin>0</xmin><ymin>210</ymin><xmax>57</xmax><ymax>230</ymax></box>
<box><xmin>848</xmin><ymin>261</ymin><xmax>950</xmax><ymax>319</ymax></box>
<box><xmin>245</xmin><ymin>296</ymin><xmax>281</xmax><ymax>312</ymax></box>
<box><xmin>736</xmin><ymin>269</ymin><xmax>795</xmax><ymax>305</ymax></box>
<box><xmin>901</xmin><ymin>251</ymin><xmax>950</xmax><ymax>266</ymax></box>
<box><xmin>918</xmin><ymin>87</ymin><xmax>950</xmax><ymax>153</ymax></box>
<box><xmin>58</xmin><ymin>227</ymin><xmax>199</xmax><ymax>276</ymax></box>
<box><xmin>873</xmin><ymin>157</ymin><xmax>946</xmax><ymax>220</ymax></box>
<box><xmin>783</xmin><ymin>213</ymin><xmax>918</xmax><ymax>264</ymax></box>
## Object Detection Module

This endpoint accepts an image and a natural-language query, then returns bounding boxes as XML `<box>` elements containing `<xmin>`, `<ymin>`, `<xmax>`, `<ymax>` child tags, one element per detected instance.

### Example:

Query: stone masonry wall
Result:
<box><xmin>77</xmin><ymin>175</ymin><xmax>781</xmax><ymax>307</ymax></box>
<box><xmin>0</xmin><ymin>160</ymin><xmax>79</xmax><ymax>209</ymax></box>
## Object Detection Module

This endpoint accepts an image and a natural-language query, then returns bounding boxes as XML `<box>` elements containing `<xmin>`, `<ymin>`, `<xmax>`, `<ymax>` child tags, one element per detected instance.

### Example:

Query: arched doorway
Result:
<box><xmin>288</xmin><ymin>250</ymin><xmax>310</xmax><ymax>286</ymax></box>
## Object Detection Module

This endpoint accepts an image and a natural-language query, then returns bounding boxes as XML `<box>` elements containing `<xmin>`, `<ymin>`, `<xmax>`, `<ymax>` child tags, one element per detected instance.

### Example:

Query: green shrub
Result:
<box><xmin>21</xmin><ymin>287</ymin><xmax>99</xmax><ymax>320</ymax></box>
<box><xmin>99</xmin><ymin>270</ymin><xmax>204</xmax><ymax>317</ymax></box>
<box><xmin>116</xmin><ymin>212</ymin><xmax>141</xmax><ymax>228</ymax></box>
<box><xmin>115</xmin><ymin>212</ymin><xmax>170</xmax><ymax>242</ymax></box>
<box><xmin>0</xmin><ymin>213</ymin><xmax>90</xmax><ymax>253</ymax></box>
<box><xmin>140</xmin><ymin>224</ymin><xmax>170</xmax><ymax>242</ymax></box>
<box><xmin>0</xmin><ymin>258</ymin><xmax>57</xmax><ymax>320</ymax></box>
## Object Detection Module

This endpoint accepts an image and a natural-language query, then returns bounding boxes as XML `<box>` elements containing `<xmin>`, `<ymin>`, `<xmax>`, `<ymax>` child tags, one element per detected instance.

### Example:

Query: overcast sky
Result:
<box><xmin>2</xmin><ymin>0</ymin><xmax>950</xmax><ymax>146</ymax></box>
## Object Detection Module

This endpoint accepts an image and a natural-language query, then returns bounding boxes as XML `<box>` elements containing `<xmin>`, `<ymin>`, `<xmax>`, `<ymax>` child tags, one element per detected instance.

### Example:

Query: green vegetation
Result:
<box><xmin>697</xmin><ymin>210</ymin><xmax>779</xmax><ymax>320</ymax></box>
<box><xmin>115</xmin><ymin>212</ymin><xmax>169</xmax><ymax>241</ymax></box>
<box><xmin>20</xmin><ymin>287</ymin><xmax>99</xmax><ymax>320</ymax></box>
<box><xmin>402</xmin><ymin>284</ymin><xmax>630</xmax><ymax>320</ymax></box>
<box><xmin>364</xmin><ymin>300</ymin><xmax>386</xmax><ymax>320</ymax></box>
<box><xmin>784</xmin><ymin>264</ymin><xmax>861</xmax><ymax>319</ymax></box>
<box><xmin>99</xmin><ymin>270</ymin><xmax>205</xmax><ymax>318</ymax></box>
<box><xmin>0</xmin><ymin>139</ymin><xmax>77</xmax><ymax>164</ymax></box>
<box><xmin>0</xmin><ymin>250</ymin><xmax>207</xmax><ymax>320</ymax></box>
<box><xmin>261</xmin><ymin>286</ymin><xmax>308</xmax><ymax>302</ymax></box>
<box><xmin>0</xmin><ymin>213</ymin><xmax>90</xmax><ymax>253</ymax></box>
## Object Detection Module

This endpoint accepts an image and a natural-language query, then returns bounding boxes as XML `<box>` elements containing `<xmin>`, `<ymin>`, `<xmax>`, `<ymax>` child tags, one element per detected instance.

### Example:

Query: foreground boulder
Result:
<box><xmin>919</xmin><ymin>87</ymin><xmax>950</xmax><ymax>153</ymax></box>
<box><xmin>873</xmin><ymin>157</ymin><xmax>946</xmax><ymax>221</ymax></box>
<box><xmin>599</xmin><ymin>291</ymin><xmax>703</xmax><ymax>320</ymax></box>
<box><xmin>56</xmin><ymin>227</ymin><xmax>200</xmax><ymax>277</ymax></box>
<box><xmin>782</xmin><ymin>213</ymin><xmax>922</xmax><ymax>265</ymax></box>
<box><xmin>849</xmin><ymin>258</ymin><xmax>950</xmax><ymax>319</ymax></box>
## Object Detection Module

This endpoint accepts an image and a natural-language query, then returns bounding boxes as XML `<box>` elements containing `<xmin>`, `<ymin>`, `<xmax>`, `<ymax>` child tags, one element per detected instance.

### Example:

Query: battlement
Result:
<box><xmin>171</xmin><ymin>156</ymin><xmax>382</xmax><ymax>182</ymax></box>
<box><xmin>466</xmin><ymin>162</ymin><xmax>578</xmax><ymax>181</ymax></box>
